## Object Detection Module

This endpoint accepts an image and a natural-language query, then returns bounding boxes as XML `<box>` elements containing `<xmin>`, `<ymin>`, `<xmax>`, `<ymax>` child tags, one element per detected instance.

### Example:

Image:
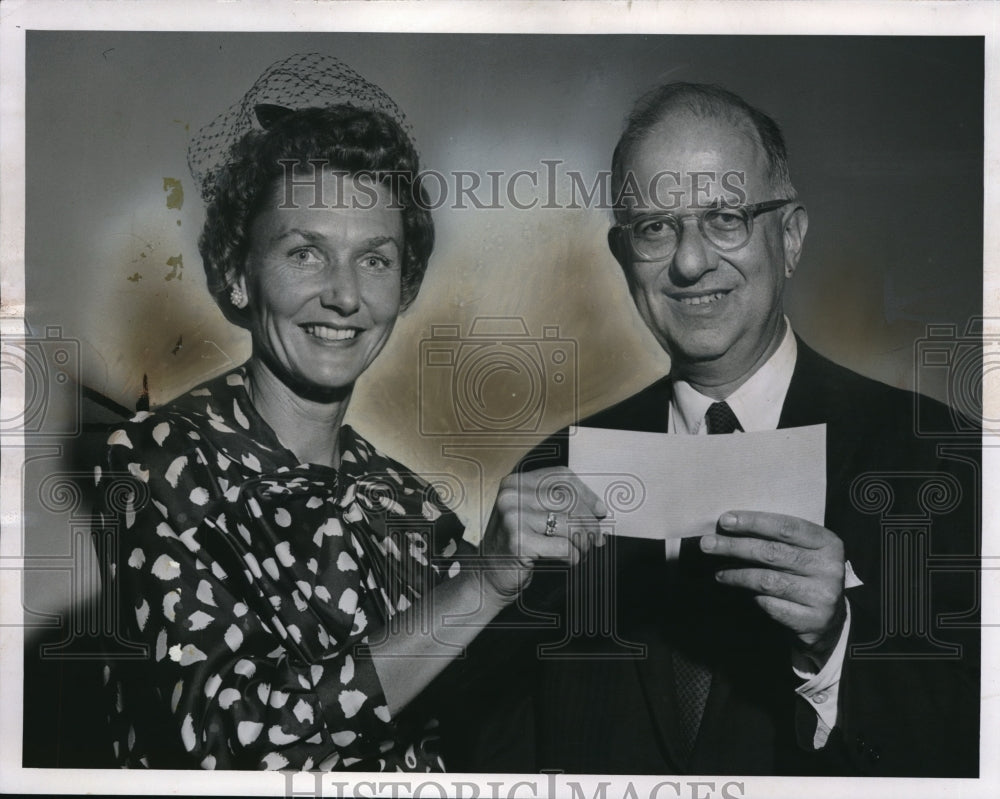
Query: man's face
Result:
<box><xmin>613</xmin><ymin>110</ymin><xmax>807</xmax><ymax>390</ymax></box>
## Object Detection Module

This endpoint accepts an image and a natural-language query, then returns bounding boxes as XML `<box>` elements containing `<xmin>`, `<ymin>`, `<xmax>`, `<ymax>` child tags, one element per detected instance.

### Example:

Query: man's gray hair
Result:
<box><xmin>611</xmin><ymin>82</ymin><xmax>797</xmax><ymax>221</ymax></box>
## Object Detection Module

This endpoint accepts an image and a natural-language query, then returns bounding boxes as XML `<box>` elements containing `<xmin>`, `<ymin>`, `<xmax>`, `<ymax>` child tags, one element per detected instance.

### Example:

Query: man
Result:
<box><xmin>450</xmin><ymin>83</ymin><xmax>979</xmax><ymax>777</ymax></box>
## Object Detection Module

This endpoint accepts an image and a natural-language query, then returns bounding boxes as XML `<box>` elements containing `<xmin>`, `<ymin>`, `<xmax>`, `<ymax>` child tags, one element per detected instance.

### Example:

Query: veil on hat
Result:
<box><xmin>187</xmin><ymin>53</ymin><xmax>412</xmax><ymax>203</ymax></box>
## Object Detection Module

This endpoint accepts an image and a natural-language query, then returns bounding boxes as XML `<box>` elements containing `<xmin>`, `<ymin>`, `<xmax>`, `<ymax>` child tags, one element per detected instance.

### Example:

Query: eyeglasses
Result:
<box><xmin>612</xmin><ymin>199</ymin><xmax>794</xmax><ymax>262</ymax></box>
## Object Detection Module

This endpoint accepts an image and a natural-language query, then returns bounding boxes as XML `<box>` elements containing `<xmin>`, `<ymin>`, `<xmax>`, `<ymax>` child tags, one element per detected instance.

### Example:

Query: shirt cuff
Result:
<box><xmin>793</xmin><ymin>599</ymin><xmax>852</xmax><ymax>748</ymax></box>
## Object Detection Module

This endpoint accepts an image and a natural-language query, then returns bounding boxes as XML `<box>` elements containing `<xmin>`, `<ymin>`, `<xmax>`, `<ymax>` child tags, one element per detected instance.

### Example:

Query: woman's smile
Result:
<box><xmin>300</xmin><ymin>323</ymin><xmax>360</xmax><ymax>342</ymax></box>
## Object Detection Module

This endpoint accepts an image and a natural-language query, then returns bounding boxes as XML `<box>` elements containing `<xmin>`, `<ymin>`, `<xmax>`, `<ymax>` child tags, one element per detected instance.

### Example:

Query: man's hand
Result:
<box><xmin>481</xmin><ymin>467</ymin><xmax>608</xmax><ymax>602</ymax></box>
<box><xmin>700</xmin><ymin>511</ymin><xmax>847</xmax><ymax>669</ymax></box>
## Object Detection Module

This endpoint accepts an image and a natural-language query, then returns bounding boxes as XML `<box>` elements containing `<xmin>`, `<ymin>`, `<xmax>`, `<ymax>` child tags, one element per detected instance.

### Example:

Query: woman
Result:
<box><xmin>95</xmin><ymin>54</ymin><xmax>604</xmax><ymax>771</ymax></box>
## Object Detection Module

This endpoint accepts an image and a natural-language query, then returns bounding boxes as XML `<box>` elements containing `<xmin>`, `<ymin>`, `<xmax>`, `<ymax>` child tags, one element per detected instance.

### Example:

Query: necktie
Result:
<box><xmin>704</xmin><ymin>400</ymin><xmax>744</xmax><ymax>434</ymax></box>
<box><xmin>672</xmin><ymin>400</ymin><xmax>743</xmax><ymax>760</ymax></box>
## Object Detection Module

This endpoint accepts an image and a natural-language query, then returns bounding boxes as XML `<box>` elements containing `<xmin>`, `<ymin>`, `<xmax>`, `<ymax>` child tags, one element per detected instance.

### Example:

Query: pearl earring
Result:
<box><xmin>229</xmin><ymin>283</ymin><xmax>247</xmax><ymax>309</ymax></box>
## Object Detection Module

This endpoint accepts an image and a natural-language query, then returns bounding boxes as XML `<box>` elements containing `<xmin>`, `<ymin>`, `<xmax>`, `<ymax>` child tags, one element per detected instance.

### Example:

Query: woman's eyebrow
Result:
<box><xmin>361</xmin><ymin>235</ymin><xmax>400</xmax><ymax>250</ymax></box>
<box><xmin>268</xmin><ymin>227</ymin><xmax>323</xmax><ymax>245</ymax></box>
<box><xmin>268</xmin><ymin>229</ymin><xmax>400</xmax><ymax>250</ymax></box>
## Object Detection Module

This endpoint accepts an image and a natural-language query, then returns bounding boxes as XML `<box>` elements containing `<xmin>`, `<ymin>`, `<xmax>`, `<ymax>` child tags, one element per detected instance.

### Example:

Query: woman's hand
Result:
<box><xmin>481</xmin><ymin>467</ymin><xmax>609</xmax><ymax>602</ymax></box>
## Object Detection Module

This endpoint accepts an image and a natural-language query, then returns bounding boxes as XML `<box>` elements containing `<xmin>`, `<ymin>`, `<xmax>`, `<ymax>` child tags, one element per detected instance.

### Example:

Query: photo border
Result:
<box><xmin>1</xmin><ymin>1</ymin><xmax>997</xmax><ymax>797</ymax></box>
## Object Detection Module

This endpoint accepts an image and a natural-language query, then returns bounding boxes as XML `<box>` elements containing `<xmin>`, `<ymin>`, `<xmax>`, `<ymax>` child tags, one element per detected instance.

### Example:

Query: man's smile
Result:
<box><xmin>669</xmin><ymin>289</ymin><xmax>732</xmax><ymax>307</ymax></box>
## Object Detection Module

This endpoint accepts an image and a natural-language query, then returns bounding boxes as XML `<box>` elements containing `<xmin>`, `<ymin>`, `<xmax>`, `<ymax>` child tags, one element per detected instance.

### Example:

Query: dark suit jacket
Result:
<box><xmin>443</xmin><ymin>339</ymin><xmax>980</xmax><ymax>777</ymax></box>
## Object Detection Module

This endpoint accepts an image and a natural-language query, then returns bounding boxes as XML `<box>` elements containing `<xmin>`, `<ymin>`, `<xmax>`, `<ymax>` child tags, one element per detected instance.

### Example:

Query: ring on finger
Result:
<box><xmin>544</xmin><ymin>512</ymin><xmax>558</xmax><ymax>536</ymax></box>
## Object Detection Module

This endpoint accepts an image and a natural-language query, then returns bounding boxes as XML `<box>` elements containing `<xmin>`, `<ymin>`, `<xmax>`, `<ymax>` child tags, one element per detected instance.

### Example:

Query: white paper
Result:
<box><xmin>568</xmin><ymin>424</ymin><xmax>826</xmax><ymax>540</ymax></box>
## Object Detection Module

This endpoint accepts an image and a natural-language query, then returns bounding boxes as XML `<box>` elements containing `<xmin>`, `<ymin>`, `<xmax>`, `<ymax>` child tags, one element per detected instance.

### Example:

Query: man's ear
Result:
<box><xmin>608</xmin><ymin>226</ymin><xmax>630</xmax><ymax>271</ymax></box>
<box><xmin>782</xmin><ymin>205</ymin><xmax>809</xmax><ymax>278</ymax></box>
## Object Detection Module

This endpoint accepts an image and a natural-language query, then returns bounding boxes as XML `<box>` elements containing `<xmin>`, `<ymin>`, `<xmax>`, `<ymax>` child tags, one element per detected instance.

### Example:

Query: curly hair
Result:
<box><xmin>199</xmin><ymin>105</ymin><xmax>434</xmax><ymax>327</ymax></box>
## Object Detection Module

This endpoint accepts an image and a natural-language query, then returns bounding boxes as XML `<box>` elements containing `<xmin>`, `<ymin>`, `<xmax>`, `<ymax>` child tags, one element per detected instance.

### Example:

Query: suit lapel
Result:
<box><xmin>779</xmin><ymin>338</ymin><xmax>856</xmax><ymax>531</ymax></box>
<box><xmin>779</xmin><ymin>337</ymin><xmax>850</xmax><ymax>429</ymax></box>
<box><xmin>581</xmin><ymin>375</ymin><xmax>673</xmax><ymax>434</ymax></box>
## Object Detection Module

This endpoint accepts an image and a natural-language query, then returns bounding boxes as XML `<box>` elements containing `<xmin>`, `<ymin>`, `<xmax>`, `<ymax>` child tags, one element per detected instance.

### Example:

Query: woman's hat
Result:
<box><xmin>187</xmin><ymin>52</ymin><xmax>410</xmax><ymax>203</ymax></box>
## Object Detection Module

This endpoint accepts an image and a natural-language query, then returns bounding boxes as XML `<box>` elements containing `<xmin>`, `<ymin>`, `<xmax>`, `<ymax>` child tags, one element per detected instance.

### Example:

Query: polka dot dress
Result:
<box><xmin>94</xmin><ymin>366</ymin><xmax>470</xmax><ymax>770</ymax></box>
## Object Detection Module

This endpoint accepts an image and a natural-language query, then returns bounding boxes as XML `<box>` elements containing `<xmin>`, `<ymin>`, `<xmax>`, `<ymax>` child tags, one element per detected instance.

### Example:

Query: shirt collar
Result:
<box><xmin>670</xmin><ymin>319</ymin><xmax>798</xmax><ymax>434</ymax></box>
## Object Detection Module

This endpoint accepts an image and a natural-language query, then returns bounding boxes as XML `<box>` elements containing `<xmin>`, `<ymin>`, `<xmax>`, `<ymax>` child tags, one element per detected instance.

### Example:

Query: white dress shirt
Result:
<box><xmin>665</xmin><ymin>320</ymin><xmax>854</xmax><ymax>748</ymax></box>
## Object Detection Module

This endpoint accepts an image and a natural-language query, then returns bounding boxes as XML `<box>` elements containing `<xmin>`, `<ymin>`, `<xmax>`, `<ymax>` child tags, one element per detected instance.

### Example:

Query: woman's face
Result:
<box><xmin>238</xmin><ymin>172</ymin><xmax>404</xmax><ymax>396</ymax></box>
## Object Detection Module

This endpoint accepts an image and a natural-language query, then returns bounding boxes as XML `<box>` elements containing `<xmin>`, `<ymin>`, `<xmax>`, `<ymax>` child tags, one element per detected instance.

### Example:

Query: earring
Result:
<box><xmin>229</xmin><ymin>283</ymin><xmax>247</xmax><ymax>309</ymax></box>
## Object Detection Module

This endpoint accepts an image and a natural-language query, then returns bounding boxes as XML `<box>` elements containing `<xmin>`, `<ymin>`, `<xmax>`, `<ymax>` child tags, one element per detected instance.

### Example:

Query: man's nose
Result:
<box><xmin>319</xmin><ymin>260</ymin><xmax>361</xmax><ymax>315</ymax></box>
<box><xmin>670</xmin><ymin>217</ymin><xmax>716</xmax><ymax>283</ymax></box>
